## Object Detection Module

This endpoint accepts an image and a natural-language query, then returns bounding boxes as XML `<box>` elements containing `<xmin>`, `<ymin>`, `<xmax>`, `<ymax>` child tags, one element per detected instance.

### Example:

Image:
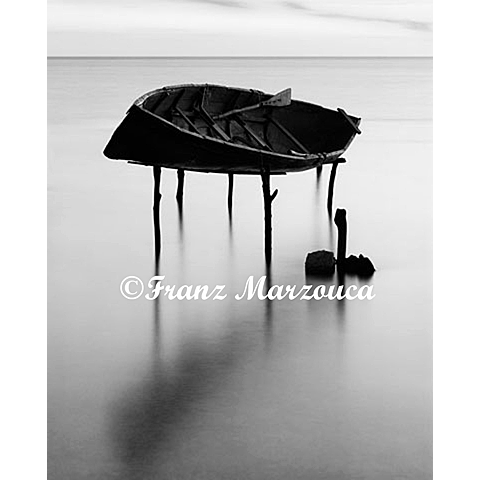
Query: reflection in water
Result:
<box><xmin>327</xmin><ymin>213</ymin><xmax>334</xmax><ymax>252</ymax></box>
<box><xmin>109</xmin><ymin>312</ymin><xmax>250</xmax><ymax>476</ymax></box>
<box><xmin>175</xmin><ymin>188</ymin><xmax>186</xmax><ymax>281</ymax></box>
<box><xmin>264</xmin><ymin>262</ymin><xmax>273</xmax><ymax>343</ymax></box>
<box><xmin>304</xmin><ymin>274</ymin><xmax>348</xmax><ymax>340</ymax></box>
<box><xmin>335</xmin><ymin>271</ymin><xmax>347</xmax><ymax>331</ymax></box>
<box><xmin>112</xmin><ymin>211</ymin><xmax>251</xmax><ymax>474</ymax></box>
<box><xmin>152</xmin><ymin>250</ymin><xmax>162</xmax><ymax>359</ymax></box>
<box><xmin>152</xmin><ymin>296</ymin><xmax>161</xmax><ymax>361</ymax></box>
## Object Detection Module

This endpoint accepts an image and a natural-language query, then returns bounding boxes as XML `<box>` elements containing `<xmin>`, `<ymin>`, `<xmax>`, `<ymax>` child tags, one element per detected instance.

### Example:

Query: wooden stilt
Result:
<box><xmin>261</xmin><ymin>167</ymin><xmax>278</xmax><ymax>266</ymax></box>
<box><xmin>176</xmin><ymin>169</ymin><xmax>185</xmax><ymax>203</ymax></box>
<box><xmin>315</xmin><ymin>165</ymin><xmax>323</xmax><ymax>190</ymax></box>
<box><xmin>177</xmin><ymin>195</ymin><xmax>184</xmax><ymax>237</ymax></box>
<box><xmin>153</xmin><ymin>166</ymin><xmax>162</xmax><ymax>267</ymax></box>
<box><xmin>327</xmin><ymin>161</ymin><xmax>339</xmax><ymax>215</ymax></box>
<box><xmin>227</xmin><ymin>173</ymin><xmax>234</xmax><ymax>216</ymax></box>
<box><xmin>334</xmin><ymin>208</ymin><xmax>347</xmax><ymax>270</ymax></box>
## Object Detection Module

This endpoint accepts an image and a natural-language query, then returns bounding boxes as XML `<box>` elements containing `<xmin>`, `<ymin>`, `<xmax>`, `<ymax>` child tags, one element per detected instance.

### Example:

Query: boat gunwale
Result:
<box><xmin>131</xmin><ymin>83</ymin><xmax>360</xmax><ymax>164</ymax></box>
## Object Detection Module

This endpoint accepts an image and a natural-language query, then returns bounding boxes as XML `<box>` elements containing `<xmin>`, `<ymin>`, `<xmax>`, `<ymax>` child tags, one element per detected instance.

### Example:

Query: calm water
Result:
<box><xmin>48</xmin><ymin>58</ymin><xmax>432</xmax><ymax>479</ymax></box>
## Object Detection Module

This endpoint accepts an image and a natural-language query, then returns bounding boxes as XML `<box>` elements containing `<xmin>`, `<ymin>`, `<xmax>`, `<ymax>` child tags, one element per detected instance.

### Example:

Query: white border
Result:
<box><xmin>7</xmin><ymin>0</ymin><xmax>479</xmax><ymax>478</ymax></box>
<box><xmin>2</xmin><ymin>0</ymin><xmax>46</xmax><ymax>478</ymax></box>
<box><xmin>434</xmin><ymin>1</ymin><xmax>480</xmax><ymax>478</ymax></box>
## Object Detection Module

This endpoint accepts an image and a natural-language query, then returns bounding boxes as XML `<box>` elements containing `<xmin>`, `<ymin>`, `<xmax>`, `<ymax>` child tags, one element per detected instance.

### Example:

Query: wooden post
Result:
<box><xmin>227</xmin><ymin>173</ymin><xmax>234</xmax><ymax>217</ymax></box>
<box><xmin>316</xmin><ymin>165</ymin><xmax>323</xmax><ymax>191</ymax></box>
<box><xmin>153</xmin><ymin>166</ymin><xmax>162</xmax><ymax>267</ymax></box>
<box><xmin>327</xmin><ymin>161</ymin><xmax>339</xmax><ymax>215</ymax></box>
<box><xmin>176</xmin><ymin>169</ymin><xmax>185</xmax><ymax>203</ymax></box>
<box><xmin>334</xmin><ymin>208</ymin><xmax>347</xmax><ymax>270</ymax></box>
<box><xmin>261</xmin><ymin>167</ymin><xmax>278</xmax><ymax>266</ymax></box>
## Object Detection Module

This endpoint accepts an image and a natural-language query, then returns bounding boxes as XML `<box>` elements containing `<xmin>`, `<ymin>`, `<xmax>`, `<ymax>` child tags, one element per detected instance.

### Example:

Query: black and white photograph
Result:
<box><xmin>47</xmin><ymin>1</ymin><xmax>433</xmax><ymax>478</ymax></box>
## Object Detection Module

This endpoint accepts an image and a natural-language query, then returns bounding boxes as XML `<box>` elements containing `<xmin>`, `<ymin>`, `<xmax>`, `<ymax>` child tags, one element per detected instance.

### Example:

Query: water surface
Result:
<box><xmin>48</xmin><ymin>57</ymin><xmax>432</xmax><ymax>480</ymax></box>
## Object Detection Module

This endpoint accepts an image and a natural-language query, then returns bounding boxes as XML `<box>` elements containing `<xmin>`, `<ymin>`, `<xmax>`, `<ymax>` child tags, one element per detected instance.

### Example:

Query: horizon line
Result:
<box><xmin>48</xmin><ymin>55</ymin><xmax>433</xmax><ymax>59</ymax></box>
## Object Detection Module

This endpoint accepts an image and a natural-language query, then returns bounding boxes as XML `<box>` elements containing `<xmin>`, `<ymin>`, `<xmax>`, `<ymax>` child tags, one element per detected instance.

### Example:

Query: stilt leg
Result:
<box><xmin>176</xmin><ymin>169</ymin><xmax>185</xmax><ymax>203</ymax></box>
<box><xmin>153</xmin><ymin>166</ymin><xmax>162</xmax><ymax>268</ymax></box>
<box><xmin>261</xmin><ymin>167</ymin><xmax>278</xmax><ymax>266</ymax></box>
<box><xmin>327</xmin><ymin>161</ymin><xmax>339</xmax><ymax>215</ymax></box>
<box><xmin>315</xmin><ymin>165</ymin><xmax>323</xmax><ymax>192</ymax></box>
<box><xmin>334</xmin><ymin>208</ymin><xmax>347</xmax><ymax>271</ymax></box>
<box><xmin>227</xmin><ymin>173</ymin><xmax>234</xmax><ymax>217</ymax></box>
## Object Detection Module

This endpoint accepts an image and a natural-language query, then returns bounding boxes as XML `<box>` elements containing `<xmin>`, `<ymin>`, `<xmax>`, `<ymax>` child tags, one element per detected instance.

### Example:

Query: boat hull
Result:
<box><xmin>104</xmin><ymin>85</ymin><xmax>360</xmax><ymax>174</ymax></box>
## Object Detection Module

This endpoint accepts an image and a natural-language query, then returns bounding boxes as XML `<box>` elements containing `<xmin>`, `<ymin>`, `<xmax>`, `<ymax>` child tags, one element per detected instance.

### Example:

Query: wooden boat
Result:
<box><xmin>103</xmin><ymin>84</ymin><xmax>361</xmax><ymax>175</ymax></box>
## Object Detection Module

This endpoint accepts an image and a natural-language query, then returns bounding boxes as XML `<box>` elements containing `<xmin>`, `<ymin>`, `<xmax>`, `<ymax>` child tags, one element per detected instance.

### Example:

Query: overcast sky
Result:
<box><xmin>48</xmin><ymin>0</ymin><xmax>432</xmax><ymax>56</ymax></box>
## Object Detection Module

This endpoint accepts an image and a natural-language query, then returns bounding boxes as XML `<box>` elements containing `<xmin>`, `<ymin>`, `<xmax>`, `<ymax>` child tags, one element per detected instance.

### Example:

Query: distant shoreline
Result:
<box><xmin>47</xmin><ymin>55</ymin><xmax>433</xmax><ymax>60</ymax></box>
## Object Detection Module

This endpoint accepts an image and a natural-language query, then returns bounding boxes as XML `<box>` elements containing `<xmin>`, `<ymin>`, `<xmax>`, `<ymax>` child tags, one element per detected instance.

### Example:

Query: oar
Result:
<box><xmin>213</xmin><ymin>88</ymin><xmax>291</xmax><ymax>120</ymax></box>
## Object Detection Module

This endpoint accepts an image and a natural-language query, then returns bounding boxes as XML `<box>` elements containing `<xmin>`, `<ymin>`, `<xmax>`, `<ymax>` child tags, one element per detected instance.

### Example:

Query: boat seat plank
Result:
<box><xmin>232</xmin><ymin>115</ymin><xmax>272</xmax><ymax>152</ymax></box>
<box><xmin>175</xmin><ymin>107</ymin><xmax>202</xmax><ymax>135</ymax></box>
<box><xmin>197</xmin><ymin>105</ymin><xmax>231</xmax><ymax>142</ymax></box>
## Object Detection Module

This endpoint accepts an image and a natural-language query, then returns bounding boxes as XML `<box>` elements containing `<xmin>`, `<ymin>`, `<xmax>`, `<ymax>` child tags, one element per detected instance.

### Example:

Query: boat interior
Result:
<box><xmin>140</xmin><ymin>85</ymin><xmax>359</xmax><ymax>156</ymax></box>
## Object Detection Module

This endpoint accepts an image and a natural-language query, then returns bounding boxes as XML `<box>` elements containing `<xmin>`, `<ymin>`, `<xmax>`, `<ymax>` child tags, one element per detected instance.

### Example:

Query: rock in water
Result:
<box><xmin>344</xmin><ymin>254</ymin><xmax>375</xmax><ymax>277</ymax></box>
<box><xmin>305</xmin><ymin>250</ymin><xmax>336</xmax><ymax>276</ymax></box>
<box><xmin>356</xmin><ymin>254</ymin><xmax>376</xmax><ymax>277</ymax></box>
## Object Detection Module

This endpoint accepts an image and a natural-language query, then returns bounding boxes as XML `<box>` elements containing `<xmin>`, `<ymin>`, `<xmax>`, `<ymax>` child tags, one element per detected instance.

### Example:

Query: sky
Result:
<box><xmin>48</xmin><ymin>0</ymin><xmax>432</xmax><ymax>56</ymax></box>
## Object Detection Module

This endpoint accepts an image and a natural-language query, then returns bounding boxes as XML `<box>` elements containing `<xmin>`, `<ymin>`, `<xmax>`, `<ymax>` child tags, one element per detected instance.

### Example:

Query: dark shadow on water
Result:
<box><xmin>108</xmin><ymin>290</ymin><xmax>269</xmax><ymax>477</ymax></box>
<box><xmin>327</xmin><ymin>215</ymin><xmax>334</xmax><ymax>251</ymax></box>
<box><xmin>152</xmin><ymin>297</ymin><xmax>161</xmax><ymax>363</ymax></box>
<box><xmin>152</xmin><ymin>257</ymin><xmax>162</xmax><ymax>362</ymax></box>
<box><xmin>305</xmin><ymin>273</ymin><xmax>347</xmax><ymax>334</ymax></box>
<box><xmin>109</xmin><ymin>325</ymin><xmax>247</xmax><ymax>475</ymax></box>
<box><xmin>335</xmin><ymin>270</ymin><xmax>347</xmax><ymax>331</ymax></box>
